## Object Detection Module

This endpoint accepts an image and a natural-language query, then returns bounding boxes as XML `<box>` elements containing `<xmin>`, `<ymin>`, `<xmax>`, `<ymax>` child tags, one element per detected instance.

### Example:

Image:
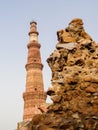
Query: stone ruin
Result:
<box><xmin>31</xmin><ymin>18</ymin><xmax>98</xmax><ymax>130</ymax></box>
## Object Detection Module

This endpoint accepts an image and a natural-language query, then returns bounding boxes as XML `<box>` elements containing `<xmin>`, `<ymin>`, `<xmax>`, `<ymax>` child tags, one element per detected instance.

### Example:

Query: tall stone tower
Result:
<box><xmin>23</xmin><ymin>21</ymin><xmax>46</xmax><ymax>121</ymax></box>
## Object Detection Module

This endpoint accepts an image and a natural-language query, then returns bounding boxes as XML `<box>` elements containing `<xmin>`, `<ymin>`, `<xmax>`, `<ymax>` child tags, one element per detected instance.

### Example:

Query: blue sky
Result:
<box><xmin>0</xmin><ymin>0</ymin><xmax>98</xmax><ymax>130</ymax></box>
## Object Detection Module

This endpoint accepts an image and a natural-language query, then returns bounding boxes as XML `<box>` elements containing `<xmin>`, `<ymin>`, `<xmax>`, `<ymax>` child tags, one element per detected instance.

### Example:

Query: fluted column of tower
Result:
<box><xmin>23</xmin><ymin>21</ymin><xmax>46</xmax><ymax>121</ymax></box>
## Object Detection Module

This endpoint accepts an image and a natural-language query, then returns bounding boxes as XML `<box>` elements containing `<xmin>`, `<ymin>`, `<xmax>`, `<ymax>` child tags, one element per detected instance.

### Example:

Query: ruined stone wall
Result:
<box><xmin>31</xmin><ymin>18</ymin><xmax>98</xmax><ymax>130</ymax></box>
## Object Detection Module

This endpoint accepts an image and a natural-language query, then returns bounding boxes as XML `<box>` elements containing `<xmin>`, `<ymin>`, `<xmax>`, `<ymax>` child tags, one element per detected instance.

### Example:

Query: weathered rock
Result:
<box><xmin>57</xmin><ymin>18</ymin><xmax>92</xmax><ymax>43</ymax></box>
<box><xmin>56</xmin><ymin>42</ymin><xmax>77</xmax><ymax>50</ymax></box>
<box><xmin>51</xmin><ymin>95</ymin><xmax>62</xmax><ymax>103</ymax></box>
<box><xmin>31</xmin><ymin>18</ymin><xmax>98</xmax><ymax>130</ymax></box>
<box><xmin>85</xmin><ymin>86</ymin><xmax>96</xmax><ymax>93</ymax></box>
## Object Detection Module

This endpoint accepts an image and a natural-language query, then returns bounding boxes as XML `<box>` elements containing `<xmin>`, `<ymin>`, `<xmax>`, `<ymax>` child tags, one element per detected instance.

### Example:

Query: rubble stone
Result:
<box><xmin>31</xmin><ymin>18</ymin><xmax>98</xmax><ymax>130</ymax></box>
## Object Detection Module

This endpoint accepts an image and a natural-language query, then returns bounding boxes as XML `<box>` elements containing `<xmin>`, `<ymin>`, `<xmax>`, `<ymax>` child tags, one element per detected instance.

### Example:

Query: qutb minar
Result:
<box><xmin>23</xmin><ymin>21</ymin><xmax>46</xmax><ymax>121</ymax></box>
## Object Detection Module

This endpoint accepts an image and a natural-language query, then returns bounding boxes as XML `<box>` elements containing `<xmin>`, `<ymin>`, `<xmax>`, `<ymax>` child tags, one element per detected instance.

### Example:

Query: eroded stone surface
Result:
<box><xmin>31</xmin><ymin>18</ymin><xmax>98</xmax><ymax>130</ymax></box>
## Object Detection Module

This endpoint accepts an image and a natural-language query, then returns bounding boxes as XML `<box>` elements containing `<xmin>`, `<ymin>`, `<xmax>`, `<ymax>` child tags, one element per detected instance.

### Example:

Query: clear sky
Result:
<box><xmin>0</xmin><ymin>0</ymin><xmax>98</xmax><ymax>130</ymax></box>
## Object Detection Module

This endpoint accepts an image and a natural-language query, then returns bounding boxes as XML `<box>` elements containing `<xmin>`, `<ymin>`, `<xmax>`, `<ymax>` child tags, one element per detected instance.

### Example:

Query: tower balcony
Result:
<box><xmin>27</xmin><ymin>41</ymin><xmax>41</xmax><ymax>49</ymax></box>
<box><xmin>25</xmin><ymin>62</ymin><xmax>43</xmax><ymax>70</ymax></box>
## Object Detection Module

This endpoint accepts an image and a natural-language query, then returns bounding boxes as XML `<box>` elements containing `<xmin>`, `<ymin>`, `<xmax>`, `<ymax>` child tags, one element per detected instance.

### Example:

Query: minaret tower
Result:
<box><xmin>23</xmin><ymin>21</ymin><xmax>46</xmax><ymax>121</ymax></box>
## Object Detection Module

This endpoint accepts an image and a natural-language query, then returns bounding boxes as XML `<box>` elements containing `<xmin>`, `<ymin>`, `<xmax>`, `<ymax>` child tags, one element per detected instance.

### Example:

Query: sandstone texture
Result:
<box><xmin>31</xmin><ymin>18</ymin><xmax>98</xmax><ymax>130</ymax></box>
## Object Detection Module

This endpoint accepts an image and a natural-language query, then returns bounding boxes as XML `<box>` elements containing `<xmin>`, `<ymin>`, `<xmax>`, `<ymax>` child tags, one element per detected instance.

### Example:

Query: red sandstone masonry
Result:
<box><xmin>23</xmin><ymin>21</ymin><xmax>46</xmax><ymax>121</ymax></box>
